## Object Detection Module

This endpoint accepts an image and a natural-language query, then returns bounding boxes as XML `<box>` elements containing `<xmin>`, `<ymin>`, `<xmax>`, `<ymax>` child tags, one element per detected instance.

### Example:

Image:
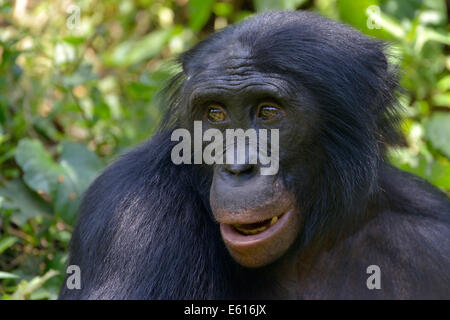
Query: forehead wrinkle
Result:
<box><xmin>186</xmin><ymin>45</ymin><xmax>297</xmax><ymax>105</ymax></box>
<box><xmin>190</xmin><ymin>74</ymin><xmax>294</xmax><ymax>98</ymax></box>
<box><xmin>186</xmin><ymin>41</ymin><xmax>254</xmax><ymax>77</ymax></box>
<box><xmin>192</xmin><ymin>58</ymin><xmax>255</xmax><ymax>80</ymax></box>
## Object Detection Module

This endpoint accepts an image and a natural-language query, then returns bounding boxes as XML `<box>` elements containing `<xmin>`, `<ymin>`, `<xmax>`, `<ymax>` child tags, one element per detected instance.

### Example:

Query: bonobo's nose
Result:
<box><xmin>223</xmin><ymin>163</ymin><xmax>256</xmax><ymax>176</ymax></box>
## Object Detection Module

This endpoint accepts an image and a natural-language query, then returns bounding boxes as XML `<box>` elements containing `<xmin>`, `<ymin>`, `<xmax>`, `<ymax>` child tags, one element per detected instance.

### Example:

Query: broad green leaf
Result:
<box><xmin>0</xmin><ymin>180</ymin><xmax>51</xmax><ymax>226</ymax></box>
<box><xmin>425</xmin><ymin>113</ymin><xmax>450</xmax><ymax>158</ymax></box>
<box><xmin>15</xmin><ymin>139</ymin><xmax>103</xmax><ymax>224</ymax></box>
<box><xmin>188</xmin><ymin>0</ymin><xmax>215</xmax><ymax>31</ymax></box>
<box><xmin>59</xmin><ymin>141</ymin><xmax>103</xmax><ymax>194</ymax></box>
<box><xmin>15</xmin><ymin>139</ymin><xmax>64</xmax><ymax>195</ymax></box>
<box><xmin>53</xmin><ymin>142</ymin><xmax>103</xmax><ymax>223</ymax></box>
<box><xmin>54</xmin><ymin>142</ymin><xmax>102</xmax><ymax>223</ymax></box>
<box><xmin>337</xmin><ymin>0</ymin><xmax>393</xmax><ymax>39</ymax></box>
<box><xmin>104</xmin><ymin>28</ymin><xmax>174</xmax><ymax>67</ymax></box>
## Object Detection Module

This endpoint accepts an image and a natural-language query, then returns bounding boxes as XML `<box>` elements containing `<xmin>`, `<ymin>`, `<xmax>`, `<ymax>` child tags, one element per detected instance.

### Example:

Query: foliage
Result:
<box><xmin>0</xmin><ymin>0</ymin><xmax>449</xmax><ymax>299</ymax></box>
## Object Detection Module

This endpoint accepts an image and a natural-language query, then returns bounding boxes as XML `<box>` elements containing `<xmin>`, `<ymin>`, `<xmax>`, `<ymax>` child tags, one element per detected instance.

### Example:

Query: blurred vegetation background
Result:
<box><xmin>0</xmin><ymin>0</ymin><xmax>449</xmax><ymax>299</ymax></box>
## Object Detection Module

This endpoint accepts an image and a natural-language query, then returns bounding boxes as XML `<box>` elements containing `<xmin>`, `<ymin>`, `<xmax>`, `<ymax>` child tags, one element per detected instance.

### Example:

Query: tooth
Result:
<box><xmin>270</xmin><ymin>216</ymin><xmax>278</xmax><ymax>226</ymax></box>
<box><xmin>234</xmin><ymin>225</ymin><xmax>267</xmax><ymax>235</ymax></box>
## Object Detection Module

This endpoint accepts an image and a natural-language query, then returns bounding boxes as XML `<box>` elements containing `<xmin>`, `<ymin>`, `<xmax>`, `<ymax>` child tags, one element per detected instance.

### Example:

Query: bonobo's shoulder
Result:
<box><xmin>368</xmin><ymin>205</ymin><xmax>450</xmax><ymax>253</ymax></box>
<box><xmin>322</xmin><ymin>208</ymin><xmax>449</xmax><ymax>299</ymax></box>
<box><xmin>347</xmin><ymin>166</ymin><xmax>450</xmax><ymax>298</ymax></box>
<box><xmin>357</xmin><ymin>167</ymin><xmax>449</xmax><ymax>296</ymax></box>
<box><xmin>379</xmin><ymin>165</ymin><xmax>450</xmax><ymax>222</ymax></box>
<box><xmin>360</xmin><ymin>203</ymin><xmax>449</xmax><ymax>295</ymax></box>
<box><xmin>375</xmin><ymin>165</ymin><xmax>449</xmax><ymax>256</ymax></box>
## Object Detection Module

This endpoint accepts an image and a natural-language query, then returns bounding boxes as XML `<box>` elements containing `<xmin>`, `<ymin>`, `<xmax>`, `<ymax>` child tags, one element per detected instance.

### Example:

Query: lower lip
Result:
<box><xmin>220</xmin><ymin>208</ymin><xmax>294</xmax><ymax>245</ymax></box>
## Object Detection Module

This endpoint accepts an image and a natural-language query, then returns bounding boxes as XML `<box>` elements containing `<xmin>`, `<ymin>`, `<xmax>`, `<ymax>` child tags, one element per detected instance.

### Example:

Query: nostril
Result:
<box><xmin>225</xmin><ymin>163</ymin><xmax>255</xmax><ymax>176</ymax></box>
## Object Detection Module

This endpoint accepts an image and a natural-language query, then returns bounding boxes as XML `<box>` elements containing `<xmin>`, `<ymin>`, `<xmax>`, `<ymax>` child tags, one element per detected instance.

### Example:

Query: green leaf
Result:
<box><xmin>337</xmin><ymin>0</ymin><xmax>394</xmax><ymax>39</ymax></box>
<box><xmin>0</xmin><ymin>180</ymin><xmax>51</xmax><ymax>226</ymax></box>
<box><xmin>53</xmin><ymin>142</ymin><xmax>103</xmax><ymax>223</ymax></box>
<box><xmin>0</xmin><ymin>271</ymin><xmax>19</xmax><ymax>279</ymax></box>
<box><xmin>425</xmin><ymin>113</ymin><xmax>450</xmax><ymax>158</ymax></box>
<box><xmin>60</xmin><ymin>64</ymin><xmax>97</xmax><ymax>89</ymax></box>
<box><xmin>62</xmin><ymin>36</ymin><xmax>86</xmax><ymax>46</ymax></box>
<box><xmin>432</xmin><ymin>93</ymin><xmax>450</xmax><ymax>108</ymax></box>
<box><xmin>254</xmin><ymin>0</ymin><xmax>307</xmax><ymax>11</ymax></box>
<box><xmin>15</xmin><ymin>139</ymin><xmax>64</xmax><ymax>195</ymax></box>
<box><xmin>104</xmin><ymin>28</ymin><xmax>174</xmax><ymax>67</ymax></box>
<box><xmin>59</xmin><ymin>141</ymin><xmax>103</xmax><ymax>193</ymax></box>
<box><xmin>436</xmin><ymin>75</ymin><xmax>450</xmax><ymax>92</ymax></box>
<box><xmin>213</xmin><ymin>2</ymin><xmax>234</xmax><ymax>17</ymax></box>
<box><xmin>0</xmin><ymin>1</ymin><xmax>12</xmax><ymax>14</ymax></box>
<box><xmin>0</xmin><ymin>237</ymin><xmax>18</xmax><ymax>254</ymax></box>
<box><xmin>188</xmin><ymin>0</ymin><xmax>215</xmax><ymax>31</ymax></box>
<box><xmin>426</xmin><ymin>159</ymin><xmax>450</xmax><ymax>190</ymax></box>
<box><xmin>53</xmin><ymin>142</ymin><xmax>102</xmax><ymax>223</ymax></box>
<box><xmin>15</xmin><ymin>139</ymin><xmax>103</xmax><ymax>224</ymax></box>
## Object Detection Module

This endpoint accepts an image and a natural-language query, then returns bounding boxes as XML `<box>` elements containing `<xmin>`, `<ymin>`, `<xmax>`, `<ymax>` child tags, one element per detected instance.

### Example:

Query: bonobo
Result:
<box><xmin>59</xmin><ymin>11</ymin><xmax>450</xmax><ymax>299</ymax></box>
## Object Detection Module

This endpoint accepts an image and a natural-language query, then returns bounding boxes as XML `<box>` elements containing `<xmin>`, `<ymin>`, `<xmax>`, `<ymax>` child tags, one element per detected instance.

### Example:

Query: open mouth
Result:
<box><xmin>218</xmin><ymin>207</ymin><xmax>300</xmax><ymax>267</ymax></box>
<box><xmin>232</xmin><ymin>214</ymin><xmax>283</xmax><ymax>235</ymax></box>
<box><xmin>220</xmin><ymin>208</ymin><xmax>295</xmax><ymax>244</ymax></box>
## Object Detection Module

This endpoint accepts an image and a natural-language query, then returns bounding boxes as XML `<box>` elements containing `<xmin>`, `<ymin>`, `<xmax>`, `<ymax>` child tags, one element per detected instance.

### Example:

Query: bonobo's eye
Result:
<box><xmin>257</xmin><ymin>102</ymin><xmax>283</xmax><ymax>121</ymax></box>
<box><xmin>206</xmin><ymin>104</ymin><xmax>228</xmax><ymax>123</ymax></box>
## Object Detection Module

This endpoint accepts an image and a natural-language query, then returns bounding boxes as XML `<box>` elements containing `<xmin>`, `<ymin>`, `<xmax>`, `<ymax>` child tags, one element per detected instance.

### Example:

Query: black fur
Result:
<box><xmin>59</xmin><ymin>11</ymin><xmax>450</xmax><ymax>299</ymax></box>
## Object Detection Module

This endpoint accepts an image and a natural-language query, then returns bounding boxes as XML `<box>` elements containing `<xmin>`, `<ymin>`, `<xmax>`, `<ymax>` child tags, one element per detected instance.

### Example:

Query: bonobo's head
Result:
<box><xmin>166</xmin><ymin>11</ymin><xmax>401</xmax><ymax>268</ymax></box>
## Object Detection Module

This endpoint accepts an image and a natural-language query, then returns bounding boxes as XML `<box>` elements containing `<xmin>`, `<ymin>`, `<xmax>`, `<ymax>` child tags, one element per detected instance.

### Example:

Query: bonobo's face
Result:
<box><xmin>184</xmin><ymin>45</ymin><xmax>318</xmax><ymax>268</ymax></box>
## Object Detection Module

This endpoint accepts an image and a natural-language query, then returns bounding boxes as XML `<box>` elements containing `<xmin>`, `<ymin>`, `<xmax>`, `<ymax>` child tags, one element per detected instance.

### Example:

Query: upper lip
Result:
<box><xmin>212</xmin><ymin>194</ymin><xmax>295</xmax><ymax>225</ymax></box>
<box><xmin>214</xmin><ymin>205</ymin><xmax>292</xmax><ymax>225</ymax></box>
